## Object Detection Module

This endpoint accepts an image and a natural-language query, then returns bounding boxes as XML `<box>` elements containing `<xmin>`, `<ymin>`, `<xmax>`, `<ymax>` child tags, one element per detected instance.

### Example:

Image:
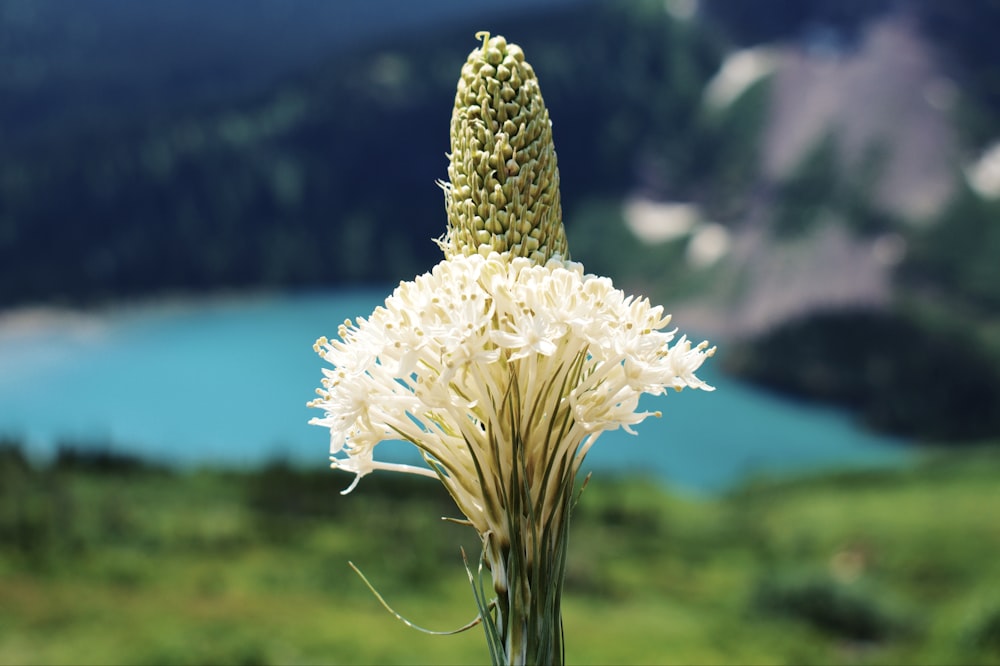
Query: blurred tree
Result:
<box><xmin>912</xmin><ymin>0</ymin><xmax>1000</xmax><ymax>145</ymax></box>
<box><xmin>725</xmin><ymin>309</ymin><xmax>1000</xmax><ymax>441</ymax></box>
<box><xmin>899</xmin><ymin>183</ymin><xmax>1000</xmax><ymax>314</ymax></box>
<box><xmin>701</xmin><ymin>0</ymin><xmax>896</xmax><ymax>48</ymax></box>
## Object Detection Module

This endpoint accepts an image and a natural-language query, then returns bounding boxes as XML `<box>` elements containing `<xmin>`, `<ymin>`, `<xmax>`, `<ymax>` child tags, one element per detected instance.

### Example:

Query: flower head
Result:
<box><xmin>309</xmin><ymin>252</ymin><xmax>714</xmax><ymax>537</ymax></box>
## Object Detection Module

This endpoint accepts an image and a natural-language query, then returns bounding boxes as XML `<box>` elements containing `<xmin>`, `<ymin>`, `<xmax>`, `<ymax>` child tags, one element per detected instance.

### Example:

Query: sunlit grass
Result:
<box><xmin>1</xmin><ymin>445</ymin><xmax>999</xmax><ymax>664</ymax></box>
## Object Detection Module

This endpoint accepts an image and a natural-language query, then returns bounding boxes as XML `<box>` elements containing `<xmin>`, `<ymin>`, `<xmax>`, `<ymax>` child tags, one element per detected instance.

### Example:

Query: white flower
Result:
<box><xmin>309</xmin><ymin>251</ymin><xmax>714</xmax><ymax>536</ymax></box>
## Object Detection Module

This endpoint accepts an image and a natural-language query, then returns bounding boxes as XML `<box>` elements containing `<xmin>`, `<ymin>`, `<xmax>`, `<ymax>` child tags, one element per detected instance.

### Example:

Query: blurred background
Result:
<box><xmin>1</xmin><ymin>0</ymin><xmax>999</xmax><ymax>663</ymax></box>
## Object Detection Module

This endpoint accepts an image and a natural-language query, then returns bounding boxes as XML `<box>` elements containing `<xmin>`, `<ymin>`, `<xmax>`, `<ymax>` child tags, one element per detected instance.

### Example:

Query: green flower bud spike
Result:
<box><xmin>439</xmin><ymin>32</ymin><xmax>570</xmax><ymax>263</ymax></box>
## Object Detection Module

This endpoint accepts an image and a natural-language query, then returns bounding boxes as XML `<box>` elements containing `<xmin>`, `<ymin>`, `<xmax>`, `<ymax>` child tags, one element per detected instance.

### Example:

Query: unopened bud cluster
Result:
<box><xmin>439</xmin><ymin>32</ymin><xmax>569</xmax><ymax>263</ymax></box>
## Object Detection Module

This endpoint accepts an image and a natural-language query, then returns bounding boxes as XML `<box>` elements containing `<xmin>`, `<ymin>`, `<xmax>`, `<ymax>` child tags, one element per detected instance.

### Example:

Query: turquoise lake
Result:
<box><xmin>0</xmin><ymin>290</ymin><xmax>909</xmax><ymax>494</ymax></box>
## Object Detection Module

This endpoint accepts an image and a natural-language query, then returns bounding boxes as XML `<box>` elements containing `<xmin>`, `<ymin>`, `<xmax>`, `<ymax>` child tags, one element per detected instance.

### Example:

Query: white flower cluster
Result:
<box><xmin>309</xmin><ymin>252</ymin><xmax>714</xmax><ymax>533</ymax></box>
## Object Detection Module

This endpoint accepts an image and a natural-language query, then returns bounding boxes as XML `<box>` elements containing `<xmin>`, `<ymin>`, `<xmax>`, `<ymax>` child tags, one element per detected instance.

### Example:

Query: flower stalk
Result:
<box><xmin>309</xmin><ymin>32</ymin><xmax>715</xmax><ymax>666</ymax></box>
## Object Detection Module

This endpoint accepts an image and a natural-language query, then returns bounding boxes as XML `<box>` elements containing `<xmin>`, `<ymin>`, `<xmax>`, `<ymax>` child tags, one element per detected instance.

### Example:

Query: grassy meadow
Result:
<box><xmin>1</xmin><ymin>443</ymin><xmax>999</xmax><ymax>665</ymax></box>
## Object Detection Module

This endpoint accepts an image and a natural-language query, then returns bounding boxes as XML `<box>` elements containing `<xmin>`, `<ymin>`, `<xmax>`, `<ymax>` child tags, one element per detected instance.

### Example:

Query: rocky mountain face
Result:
<box><xmin>669</xmin><ymin>13</ymin><xmax>960</xmax><ymax>340</ymax></box>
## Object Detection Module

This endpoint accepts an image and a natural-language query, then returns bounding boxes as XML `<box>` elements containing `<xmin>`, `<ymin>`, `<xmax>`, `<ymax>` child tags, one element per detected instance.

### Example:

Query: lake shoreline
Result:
<box><xmin>0</xmin><ymin>431</ymin><xmax>929</xmax><ymax>500</ymax></box>
<box><xmin>0</xmin><ymin>289</ymin><xmax>913</xmax><ymax>495</ymax></box>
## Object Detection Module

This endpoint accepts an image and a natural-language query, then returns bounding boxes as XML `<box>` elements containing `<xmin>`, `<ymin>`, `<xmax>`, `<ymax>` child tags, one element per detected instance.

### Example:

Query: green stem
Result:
<box><xmin>488</xmin><ymin>461</ymin><xmax>574</xmax><ymax>665</ymax></box>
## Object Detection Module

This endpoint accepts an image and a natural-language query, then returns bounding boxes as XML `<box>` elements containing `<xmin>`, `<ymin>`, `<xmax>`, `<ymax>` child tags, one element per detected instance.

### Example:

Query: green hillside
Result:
<box><xmin>0</xmin><ymin>0</ymin><xmax>720</xmax><ymax>305</ymax></box>
<box><xmin>2</xmin><ymin>442</ymin><xmax>999</xmax><ymax>664</ymax></box>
